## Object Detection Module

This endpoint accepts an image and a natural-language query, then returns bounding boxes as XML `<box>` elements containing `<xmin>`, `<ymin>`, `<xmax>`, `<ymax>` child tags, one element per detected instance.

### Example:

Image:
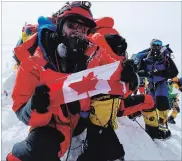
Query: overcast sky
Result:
<box><xmin>2</xmin><ymin>1</ymin><xmax>182</xmax><ymax>74</ymax></box>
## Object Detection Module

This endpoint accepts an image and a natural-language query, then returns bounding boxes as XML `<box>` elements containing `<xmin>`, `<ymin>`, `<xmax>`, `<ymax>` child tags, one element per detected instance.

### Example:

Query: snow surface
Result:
<box><xmin>1</xmin><ymin>52</ymin><xmax>182</xmax><ymax>161</ymax></box>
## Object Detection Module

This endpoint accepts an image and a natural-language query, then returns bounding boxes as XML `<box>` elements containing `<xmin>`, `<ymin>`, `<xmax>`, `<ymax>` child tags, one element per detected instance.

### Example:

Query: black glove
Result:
<box><xmin>105</xmin><ymin>34</ymin><xmax>127</xmax><ymax>56</ymax></box>
<box><xmin>122</xmin><ymin>59</ymin><xmax>135</xmax><ymax>70</ymax></box>
<box><xmin>67</xmin><ymin>101</ymin><xmax>81</xmax><ymax>115</ymax></box>
<box><xmin>121</xmin><ymin>59</ymin><xmax>135</xmax><ymax>82</ymax></box>
<box><xmin>31</xmin><ymin>85</ymin><xmax>50</xmax><ymax>113</ymax></box>
<box><xmin>60</xmin><ymin>101</ymin><xmax>81</xmax><ymax>117</ymax></box>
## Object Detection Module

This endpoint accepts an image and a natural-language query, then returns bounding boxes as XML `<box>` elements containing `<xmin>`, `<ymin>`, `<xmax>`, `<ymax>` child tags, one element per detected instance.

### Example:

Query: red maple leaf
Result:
<box><xmin>69</xmin><ymin>72</ymin><xmax>98</xmax><ymax>95</ymax></box>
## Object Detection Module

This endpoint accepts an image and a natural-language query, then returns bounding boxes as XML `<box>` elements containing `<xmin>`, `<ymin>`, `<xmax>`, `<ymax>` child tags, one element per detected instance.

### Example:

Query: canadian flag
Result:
<box><xmin>36</xmin><ymin>61</ymin><xmax>130</xmax><ymax>110</ymax></box>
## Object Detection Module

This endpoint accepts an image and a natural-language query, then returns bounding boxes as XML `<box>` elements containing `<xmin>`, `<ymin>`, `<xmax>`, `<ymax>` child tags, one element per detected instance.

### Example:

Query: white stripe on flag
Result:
<box><xmin>63</xmin><ymin>61</ymin><xmax>120</xmax><ymax>103</ymax></box>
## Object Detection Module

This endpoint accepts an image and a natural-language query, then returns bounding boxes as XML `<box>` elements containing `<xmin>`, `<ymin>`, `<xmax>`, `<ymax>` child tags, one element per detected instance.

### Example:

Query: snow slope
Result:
<box><xmin>1</xmin><ymin>52</ymin><xmax>182</xmax><ymax>161</ymax></box>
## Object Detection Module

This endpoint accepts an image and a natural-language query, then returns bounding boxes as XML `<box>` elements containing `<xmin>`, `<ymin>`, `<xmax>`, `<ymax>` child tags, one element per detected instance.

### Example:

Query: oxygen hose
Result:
<box><xmin>133</xmin><ymin>118</ymin><xmax>145</xmax><ymax>131</ymax></box>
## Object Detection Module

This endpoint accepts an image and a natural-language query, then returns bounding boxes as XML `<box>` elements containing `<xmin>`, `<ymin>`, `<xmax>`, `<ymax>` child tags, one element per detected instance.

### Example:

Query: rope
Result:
<box><xmin>133</xmin><ymin>118</ymin><xmax>146</xmax><ymax>131</ymax></box>
<box><xmin>70</xmin><ymin>143</ymin><xmax>82</xmax><ymax>150</ymax></box>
